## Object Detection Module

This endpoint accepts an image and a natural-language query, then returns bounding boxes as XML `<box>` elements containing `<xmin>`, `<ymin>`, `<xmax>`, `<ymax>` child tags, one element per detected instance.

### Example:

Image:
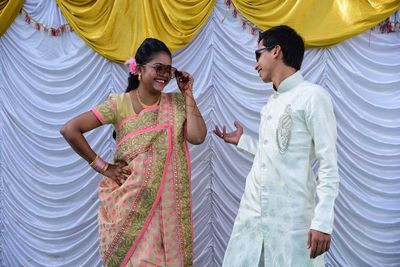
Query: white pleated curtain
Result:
<box><xmin>0</xmin><ymin>0</ymin><xmax>399</xmax><ymax>266</ymax></box>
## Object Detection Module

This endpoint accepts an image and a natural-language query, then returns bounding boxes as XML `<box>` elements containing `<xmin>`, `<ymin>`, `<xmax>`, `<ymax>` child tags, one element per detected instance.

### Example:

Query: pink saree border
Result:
<box><xmin>115</xmin><ymin>106</ymin><xmax>160</xmax><ymax>131</ymax></box>
<box><xmin>183</xmin><ymin>125</ymin><xmax>195</xmax><ymax>259</ymax></box>
<box><xmin>91</xmin><ymin>108</ymin><xmax>105</xmax><ymax>124</ymax></box>
<box><xmin>116</xmin><ymin>125</ymin><xmax>169</xmax><ymax>148</ymax></box>
<box><xmin>120</xmin><ymin>127</ymin><xmax>173</xmax><ymax>267</ymax></box>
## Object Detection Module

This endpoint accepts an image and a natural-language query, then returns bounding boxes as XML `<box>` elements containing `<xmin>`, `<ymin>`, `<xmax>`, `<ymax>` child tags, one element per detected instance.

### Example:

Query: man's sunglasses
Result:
<box><xmin>255</xmin><ymin>46</ymin><xmax>275</xmax><ymax>62</ymax></box>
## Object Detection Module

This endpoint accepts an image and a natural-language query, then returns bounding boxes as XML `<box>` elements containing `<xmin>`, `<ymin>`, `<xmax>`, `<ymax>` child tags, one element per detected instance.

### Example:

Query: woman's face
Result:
<box><xmin>139</xmin><ymin>52</ymin><xmax>173</xmax><ymax>93</ymax></box>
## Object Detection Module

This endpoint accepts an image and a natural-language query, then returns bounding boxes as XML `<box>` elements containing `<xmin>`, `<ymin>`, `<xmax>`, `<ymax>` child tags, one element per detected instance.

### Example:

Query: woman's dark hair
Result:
<box><xmin>126</xmin><ymin>38</ymin><xmax>172</xmax><ymax>92</ymax></box>
<box><xmin>258</xmin><ymin>25</ymin><xmax>305</xmax><ymax>71</ymax></box>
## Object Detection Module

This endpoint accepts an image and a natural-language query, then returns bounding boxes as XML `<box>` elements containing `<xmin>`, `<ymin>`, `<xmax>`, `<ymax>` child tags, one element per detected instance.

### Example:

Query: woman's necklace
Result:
<box><xmin>136</xmin><ymin>90</ymin><xmax>161</xmax><ymax>108</ymax></box>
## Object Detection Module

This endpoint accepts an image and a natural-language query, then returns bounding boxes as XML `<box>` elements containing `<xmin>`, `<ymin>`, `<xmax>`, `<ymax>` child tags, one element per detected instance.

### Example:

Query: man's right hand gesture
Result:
<box><xmin>213</xmin><ymin>121</ymin><xmax>243</xmax><ymax>145</ymax></box>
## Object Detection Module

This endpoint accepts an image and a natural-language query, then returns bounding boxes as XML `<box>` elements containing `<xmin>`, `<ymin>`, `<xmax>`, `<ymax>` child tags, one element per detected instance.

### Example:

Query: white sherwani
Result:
<box><xmin>223</xmin><ymin>72</ymin><xmax>339</xmax><ymax>267</ymax></box>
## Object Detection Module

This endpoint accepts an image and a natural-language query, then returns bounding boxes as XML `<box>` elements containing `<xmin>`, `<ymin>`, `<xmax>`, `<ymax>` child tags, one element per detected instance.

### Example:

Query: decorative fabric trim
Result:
<box><xmin>373</xmin><ymin>10</ymin><xmax>400</xmax><ymax>33</ymax></box>
<box><xmin>90</xmin><ymin>108</ymin><xmax>105</xmax><ymax>124</ymax></box>
<box><xmin>276</xmin><ymin>104</ymin><xmax>293</xmax><ymax>154</ymax></box>
<box><xmin>225</xmin><ymin>1</ymin><xmax>399</xmax><ymax>35</ymax></box>
<box><xmin>116</xmin><ymin>125</ymin><xmax>169</xmax><ymax>148</ymax></box>
<box><xmin>120</xmin><ymin>128</ymin><xmax>173</xmax><ymax>266</ymax></box>
<box><xmin>21</xmin><ymin>9</ymin><xmax>73</xmax><ymax>36</ymax></box>
<box><xmin>223</xmin><ymin>0</ymin><xmax>261</xmax><ymax>35</ymax></box>
<box><xmin>183</xmin><ymin>125</ymin><xmax>195</xmax><ymax>258</ymax></box>
<box><xmin>115</xmin><ymin>106</ymin><xmax>160</xmax><ymax>131</ymax></box>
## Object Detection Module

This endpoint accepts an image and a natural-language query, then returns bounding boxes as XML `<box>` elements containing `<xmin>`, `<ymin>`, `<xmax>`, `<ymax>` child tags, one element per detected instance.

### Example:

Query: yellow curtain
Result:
<box><xmin>0</xmin><ymin>0</ymin><xmax>24</xmax><ymax>36</ymax></box>
<box><xmin>231</xmin><ymin>0</ymin><xmax>400</xmax><ymax>47</ymax></box>
<box><xmin>56</xmin><ymin>0</ymin><xmax>216</xmax><ymax>63</ymax></box>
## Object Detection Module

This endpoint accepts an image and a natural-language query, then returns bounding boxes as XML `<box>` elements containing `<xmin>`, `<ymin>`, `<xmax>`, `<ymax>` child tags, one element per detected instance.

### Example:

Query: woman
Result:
<box><xmin>60</xmin><ymin>38</ymin><xmax>206</xmax><ymax>267</ymax></box>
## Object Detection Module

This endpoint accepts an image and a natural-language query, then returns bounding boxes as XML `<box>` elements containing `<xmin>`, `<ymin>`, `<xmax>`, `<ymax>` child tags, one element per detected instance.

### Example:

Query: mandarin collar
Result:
<box><xmin>274</xmin><ymin>71</ymin><xmax>304</xmax><ymax>96</ymax></box>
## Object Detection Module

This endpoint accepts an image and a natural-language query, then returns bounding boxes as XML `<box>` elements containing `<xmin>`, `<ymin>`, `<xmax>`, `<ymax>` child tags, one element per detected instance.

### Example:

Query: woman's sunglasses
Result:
<box><xmin>145</xmin><ymin>63</ymin><xmax>189</xmax><ymax>83</ymax></box>
<box><xmin>145</xmin><ymin>63</ymin><xmax>177</xmax><ymax>79</ymax></box>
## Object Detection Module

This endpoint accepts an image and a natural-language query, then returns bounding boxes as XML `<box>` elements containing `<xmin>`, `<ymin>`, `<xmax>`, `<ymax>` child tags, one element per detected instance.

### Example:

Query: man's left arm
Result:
<box><xmin>305</xmin><ymin>87</ymin><xmax>340</xmax><ymax>258</ymax></box>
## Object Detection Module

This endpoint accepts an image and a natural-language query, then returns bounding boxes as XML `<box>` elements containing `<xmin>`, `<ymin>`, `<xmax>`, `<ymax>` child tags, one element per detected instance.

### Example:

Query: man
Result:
<box><xmin>214</xmin><ymin>25</ymin><xmax>339</xmax><ymax>266</ymax></box>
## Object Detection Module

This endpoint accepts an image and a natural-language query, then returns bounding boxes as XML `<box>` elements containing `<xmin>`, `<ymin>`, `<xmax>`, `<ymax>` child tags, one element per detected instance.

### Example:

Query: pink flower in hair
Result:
<box><xmin>125</xmin><ymin>57</ymin><xmax>137</xmax><ymax>74</ymax></box>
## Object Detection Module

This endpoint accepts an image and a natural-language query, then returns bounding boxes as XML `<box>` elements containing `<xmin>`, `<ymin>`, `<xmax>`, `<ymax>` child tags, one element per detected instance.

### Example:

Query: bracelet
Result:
<box><xmin>90</xmin><ymin>156</ymin><xmax>108</xmax><ymax>174</ymax></box>
<box><xmin>89</xmin><ymin>155</ymin><xmax>99</xmax><ymax>166</ymax></box>
<box><xmin>100</xmin><ymin>163</ymin><xmax>109</xmax><ymax>174</ymax></box>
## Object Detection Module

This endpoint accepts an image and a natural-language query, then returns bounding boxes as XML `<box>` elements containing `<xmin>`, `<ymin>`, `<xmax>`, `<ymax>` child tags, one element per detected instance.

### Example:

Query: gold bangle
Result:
<box><xmin>89</xmin><ymin>155</ymin><xmax>99</xmax><ymax>166</ymax></box>
<box><xmin>101</xmin><ymin>163</ymin><xmax>109</xmax><ymax>174</ymax></box>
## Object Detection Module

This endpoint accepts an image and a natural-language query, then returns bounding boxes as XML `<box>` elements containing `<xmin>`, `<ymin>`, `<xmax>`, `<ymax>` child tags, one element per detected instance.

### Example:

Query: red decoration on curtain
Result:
<box><xmin>224</xmin><ymin>2</ymin><xmax>399</xmax><ymax>34</ymax></box>
<box><xmin>224</xmin><ymin>0</ymin><xmax>260</xmax><ymax>35</ymax></box>
<box><xmin>21</xmin><ymin>9</ymin><xmax>73</xmax><ymax>36</ymax></box>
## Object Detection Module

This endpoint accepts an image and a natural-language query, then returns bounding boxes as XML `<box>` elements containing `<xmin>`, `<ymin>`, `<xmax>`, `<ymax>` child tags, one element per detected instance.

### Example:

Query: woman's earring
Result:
<box><xmin>138</xmin><ymin>73</ymin><xmax>141</xmax><ymax>81</ymax></box>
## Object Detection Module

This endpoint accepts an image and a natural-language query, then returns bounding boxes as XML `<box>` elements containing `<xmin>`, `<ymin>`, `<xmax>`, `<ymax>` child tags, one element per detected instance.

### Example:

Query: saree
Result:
<box><xmin>91</xmin><ymin>92</ymin><xmax>193</xmax><ymax>267</ymax></box>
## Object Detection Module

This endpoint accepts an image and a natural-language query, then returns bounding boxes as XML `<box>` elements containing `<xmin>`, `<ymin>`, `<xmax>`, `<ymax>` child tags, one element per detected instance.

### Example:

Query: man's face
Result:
<box><xmin>255</xmin><ymin>40</ymin><xmax>275</xmax><ymax>83</ymax></box>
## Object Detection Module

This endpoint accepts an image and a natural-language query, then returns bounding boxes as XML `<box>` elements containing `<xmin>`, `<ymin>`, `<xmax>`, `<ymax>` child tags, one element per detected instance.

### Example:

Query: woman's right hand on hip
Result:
<box><xmin>103</xmin><ymin>160</ymin><xmax>131</xmax><ymax>186</ymax></box>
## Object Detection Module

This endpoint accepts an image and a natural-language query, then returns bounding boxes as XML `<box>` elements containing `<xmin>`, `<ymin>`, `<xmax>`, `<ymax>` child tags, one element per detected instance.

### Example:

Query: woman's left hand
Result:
<box><xmin>176</xmin><ymin>71</ymin><xmax>193</xmax><ymax>94</ymax></box>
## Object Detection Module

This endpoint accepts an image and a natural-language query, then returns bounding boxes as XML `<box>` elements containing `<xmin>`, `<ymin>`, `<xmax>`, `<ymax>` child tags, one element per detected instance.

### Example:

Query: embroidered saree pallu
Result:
<box><xmin>92</xmin><ymin>93</ymin><xmax>193</xmax><ymax>267</ymax></box>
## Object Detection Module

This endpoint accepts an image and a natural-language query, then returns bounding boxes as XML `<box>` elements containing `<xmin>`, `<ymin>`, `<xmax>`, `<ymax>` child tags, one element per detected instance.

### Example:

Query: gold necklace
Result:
<box><xmin>135</xmin><ymin>90</ymin><xmax>161</xmax><ymax>108</ymax></box>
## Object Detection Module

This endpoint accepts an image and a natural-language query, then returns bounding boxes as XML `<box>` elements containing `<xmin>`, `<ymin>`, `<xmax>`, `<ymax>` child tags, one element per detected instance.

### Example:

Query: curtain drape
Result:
<box><xmin>55</xmin><ymin>0</ymin><xmax>216</xmax><ymax>63</ymax></box>
<box><xmin>0</xmin><ymin>0</ymin><xmax>399</xmax><ymax>266</ymax></box>
<box><xmin>0</xmin><ymin>0</ymin><xmax>24</xmax><ymax>36</ymax></box>
<box><xmin>231</xmin><ymin>0</ymin><xmax>400</xmax><ymax>47</ymax></box>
